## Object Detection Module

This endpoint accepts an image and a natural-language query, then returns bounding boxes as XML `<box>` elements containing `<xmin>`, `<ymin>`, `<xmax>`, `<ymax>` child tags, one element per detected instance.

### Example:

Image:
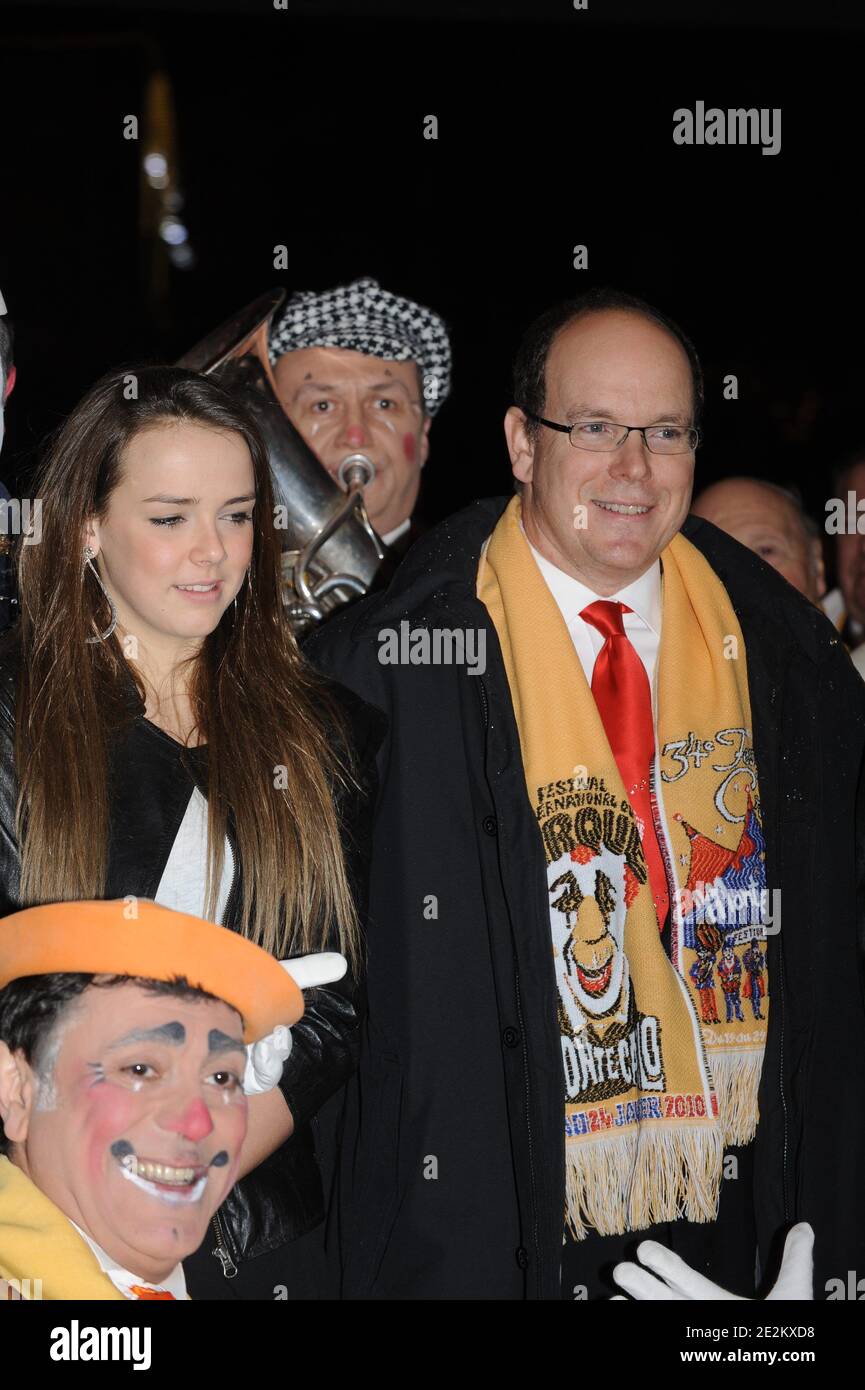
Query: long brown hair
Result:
<box><xmin>11</xmin><ymin>365</ymin><xmax>362</xmax><ymax>962</ymax></box>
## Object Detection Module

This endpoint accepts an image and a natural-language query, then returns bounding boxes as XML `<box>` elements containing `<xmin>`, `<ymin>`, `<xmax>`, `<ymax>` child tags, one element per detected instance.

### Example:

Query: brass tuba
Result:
<box><xmin>176</xmin><ymin>289</ymin><xmax>386</xmax><ymax>632</ymax></box>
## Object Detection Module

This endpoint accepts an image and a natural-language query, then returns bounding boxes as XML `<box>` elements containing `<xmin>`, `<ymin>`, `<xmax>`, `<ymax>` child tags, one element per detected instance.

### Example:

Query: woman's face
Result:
<box><xmin>86</xmin><ymin>422</ymin><xmax>256</xmax><ymax>655</ymax></box>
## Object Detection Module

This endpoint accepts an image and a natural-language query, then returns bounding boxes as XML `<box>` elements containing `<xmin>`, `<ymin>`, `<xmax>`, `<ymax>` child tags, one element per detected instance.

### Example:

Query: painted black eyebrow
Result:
<box><xmin>208</xmin><ymin>1029</ymin><xmax>246</xmax><ymax>1055</ymax></box>
<box><xmin>104</xmin><ymin>1021</ymin><xmax>186</xmax><ymax>1052</ymax></box>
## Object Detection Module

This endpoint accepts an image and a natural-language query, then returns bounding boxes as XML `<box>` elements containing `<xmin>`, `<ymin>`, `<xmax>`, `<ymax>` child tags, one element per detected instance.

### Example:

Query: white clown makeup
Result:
<box><xmin>12</xmin><ymin>983</ymin><xmax>248</xmax><ymax>1285</ymax></box>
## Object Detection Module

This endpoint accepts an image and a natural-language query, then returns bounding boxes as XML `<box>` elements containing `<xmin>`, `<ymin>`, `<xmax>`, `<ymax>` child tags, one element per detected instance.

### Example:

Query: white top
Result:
<box><xmin>382</xmin><ymin>518</ymin><xmax>411</xmax><ymax>547</ymax></box>
<box><xmin>70</xmin><ymin>1220</ymin><xmax>188</xmax><ymax>1300</ymax></box>
<box><xmin>155</xmin><ymin>787</ymin><xmax>235</xmax><ymax>924</ymax></box>
<box><xmin>522</xmin><ymin>527</ymin><xmax>663</xmax><ymax>707</ymax></box>
<box><xmin>822</xmin><ymin>585</ymin><xmax>845</xmax><ymax>630</ymax></box>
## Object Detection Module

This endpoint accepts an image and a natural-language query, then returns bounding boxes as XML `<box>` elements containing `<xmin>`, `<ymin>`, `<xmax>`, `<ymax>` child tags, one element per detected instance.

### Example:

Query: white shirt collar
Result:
<box><xmin>70</xmin><ymin>1219</ymin><xmax>188</xmax><ymax>1300</ymax></box>
<box><xmin>382</xmin><ymin>518</ymin><xmax>411</xmax><ymax>547</ymax></box>
<box><xmin>521</xmin><ymin>522</ymin><xmax>663</xmax><ymax>634</ymax></box>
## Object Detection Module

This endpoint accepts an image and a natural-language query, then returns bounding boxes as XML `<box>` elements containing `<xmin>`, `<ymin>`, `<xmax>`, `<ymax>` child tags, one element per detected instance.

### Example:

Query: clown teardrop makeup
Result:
<box><xmin>11</xmin><ymin>982</ymin><xmax>248</xmax><ymax>1286</ymax></box>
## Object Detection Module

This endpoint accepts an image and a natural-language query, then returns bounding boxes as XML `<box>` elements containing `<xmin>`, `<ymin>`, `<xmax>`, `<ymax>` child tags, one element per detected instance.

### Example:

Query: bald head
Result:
<box><xmin>692</xmin><ymin>477</ymin><xmax>825</xmax><ymax>604</ymax></box>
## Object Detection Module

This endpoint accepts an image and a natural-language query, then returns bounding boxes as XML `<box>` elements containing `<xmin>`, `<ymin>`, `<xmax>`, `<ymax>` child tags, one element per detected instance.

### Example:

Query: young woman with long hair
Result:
<box><xmin>0</xmin><ymin>365</ymin><xmax>385</xmax><ymax>1299</ymax></box>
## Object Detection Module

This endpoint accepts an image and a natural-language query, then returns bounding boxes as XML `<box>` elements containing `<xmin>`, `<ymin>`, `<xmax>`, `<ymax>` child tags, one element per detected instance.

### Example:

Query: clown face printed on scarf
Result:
<box><xmin>549</xmin><ymin>841</ymin><xmax>633</xmax><ymax>1032</ymax></box>
<box><xmin>0</xmin><ymin>981</ymin><xmax>248</xmax><ymax>1285</ymax></box>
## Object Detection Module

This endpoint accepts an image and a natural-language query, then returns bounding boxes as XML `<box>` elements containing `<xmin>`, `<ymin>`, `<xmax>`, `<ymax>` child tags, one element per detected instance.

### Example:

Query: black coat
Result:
<box><xmin>306</xmin><ymin>495</ymin><xmax>865</xmax><ymax>1300</ymax></box>
<box><xmin>0</xmin><ymin>639</ymin><xmax>386</xmax><ymax>1271</ymax></box>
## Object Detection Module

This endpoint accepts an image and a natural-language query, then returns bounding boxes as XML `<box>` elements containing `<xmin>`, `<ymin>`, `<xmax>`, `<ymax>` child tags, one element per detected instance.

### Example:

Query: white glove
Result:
<box><xmin>611</xmin><ymin>1222</ymin><xmax>814</xmax><ymax>1301</ymax></box>
<box><xmin>242</xmin><ymin>952</ymin><xmax>347</xmax><ymax>1095</ymax></box>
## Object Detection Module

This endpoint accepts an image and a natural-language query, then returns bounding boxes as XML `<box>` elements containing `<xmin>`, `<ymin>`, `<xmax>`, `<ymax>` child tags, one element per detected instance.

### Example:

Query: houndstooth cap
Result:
<box><xmin>268</xmin><ymin>276</ymin><xmax>451</xmax><ymax>416</ymax></box>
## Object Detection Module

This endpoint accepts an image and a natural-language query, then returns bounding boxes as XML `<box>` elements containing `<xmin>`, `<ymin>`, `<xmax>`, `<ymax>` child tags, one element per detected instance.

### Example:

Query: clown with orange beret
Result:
<box><xmin>0</xmin><ymin>899</ymin><xmax>342</xmax><ymax>1299</ymax></box>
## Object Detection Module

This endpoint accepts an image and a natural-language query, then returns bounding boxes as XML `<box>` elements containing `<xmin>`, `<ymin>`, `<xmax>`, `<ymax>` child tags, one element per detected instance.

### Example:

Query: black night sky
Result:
<box><xmin>1</xmin><ymin>0</ymin><xmax>863</xmax><ymax>545</ymax></box>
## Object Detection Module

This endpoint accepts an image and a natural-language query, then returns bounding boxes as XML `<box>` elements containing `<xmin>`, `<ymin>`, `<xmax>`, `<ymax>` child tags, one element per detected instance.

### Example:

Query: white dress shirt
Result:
<box><xmin>382</xmin><ymin>518</ymin><xmax>411</xmax><ymax>548</ymax></box>
<box><xmin>70</xmin><ymin>1220</ymin><xmax>189</xmax><ymax>1300</ymax></box>
<box><xmin>522</xmin><ymin>526</ymin><xmax>663</xmax><ymax>710</ymax></box>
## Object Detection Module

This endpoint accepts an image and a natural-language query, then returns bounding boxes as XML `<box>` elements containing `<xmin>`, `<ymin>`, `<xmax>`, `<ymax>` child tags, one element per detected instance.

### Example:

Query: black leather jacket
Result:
<box><xmin>0</xmin><ymin>641</ymin><xmax>386</xmax><ymax>1269</ymax></box>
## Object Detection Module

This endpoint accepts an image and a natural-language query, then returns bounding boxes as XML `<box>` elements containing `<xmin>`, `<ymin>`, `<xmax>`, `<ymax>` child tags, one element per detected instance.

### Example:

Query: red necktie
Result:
<box><xmin>129</xmin><ymin>1284</ymin><xmax>177</xmax><ymax>1299</ymax></box>
<box><xmin>580</xmin><ymin>600</ymin><xmax>669</xmax><ymax>931</ymax></box>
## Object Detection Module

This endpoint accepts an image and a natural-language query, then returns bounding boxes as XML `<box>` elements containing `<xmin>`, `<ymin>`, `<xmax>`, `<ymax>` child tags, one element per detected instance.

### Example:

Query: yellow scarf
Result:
<box><xmin>0</xmin><ymin>1155</ymin><xmax>129</xmax><ymax>1300</ymax></box>
<box><xmin>478</xmin><ymin>498</ymin><xmax>769</xmax><ymax>1238</ymax></box>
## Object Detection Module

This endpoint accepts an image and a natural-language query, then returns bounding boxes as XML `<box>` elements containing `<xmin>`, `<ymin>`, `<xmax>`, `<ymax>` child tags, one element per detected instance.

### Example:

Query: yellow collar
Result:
<box><xmin>0</xmin><ymin>1155</ymin><xmax>126</xmax><ymax>1300</ymax></box>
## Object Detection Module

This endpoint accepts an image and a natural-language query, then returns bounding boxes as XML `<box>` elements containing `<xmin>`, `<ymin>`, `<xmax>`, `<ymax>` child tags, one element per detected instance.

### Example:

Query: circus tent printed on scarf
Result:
<box><xmin>675</xmin><ymin>789</ymin><xmax>769</xmax><ymax>949</ymax></box>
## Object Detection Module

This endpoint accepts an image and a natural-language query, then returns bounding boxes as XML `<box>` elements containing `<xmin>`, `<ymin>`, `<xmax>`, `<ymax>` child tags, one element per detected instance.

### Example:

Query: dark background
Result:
<box><xmin>1</xmin><ymin>0</ymin><xmax>862</xmax><ymax>534</ymax></box>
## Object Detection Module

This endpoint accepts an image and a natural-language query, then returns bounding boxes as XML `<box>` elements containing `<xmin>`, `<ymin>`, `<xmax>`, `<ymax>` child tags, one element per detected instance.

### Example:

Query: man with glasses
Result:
<box><xmin>308</xmin><ymin>287</ymin><xmax>865</xmax><ymax>1300</ymax></box>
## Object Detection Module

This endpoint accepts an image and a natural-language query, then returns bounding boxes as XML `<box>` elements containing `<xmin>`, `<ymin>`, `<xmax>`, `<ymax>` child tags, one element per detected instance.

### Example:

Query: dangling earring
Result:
<box><xmin>82</xmin><ymin>545</ymin><xmax>118</xmax><ymax>644</ymax></box>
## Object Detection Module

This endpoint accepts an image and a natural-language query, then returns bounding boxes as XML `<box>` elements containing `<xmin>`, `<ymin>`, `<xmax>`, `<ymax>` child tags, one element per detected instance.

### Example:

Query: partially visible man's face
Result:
<box><xmin>505</xmin><ymin>310</ymin><xmax>697</xmax><ymax>594</ymax></box>
<box><xmin>692</xmin><ymin>478</ymin><xmax>825</xmax><ymax>604</ymax></box>
<box><xmin>836</xmin><ymin>460</ymin><xmax>865</xmax><ymax>627</ymax></box>
<box><xmin>6</xmin><ymin>983</ymin><xmax>248</xmax><ymax>1285</ymax></box>
<box><xmin>273</xmin><ymin>346</ymin><xmax>431</xmax><ymax>537</ymax></box>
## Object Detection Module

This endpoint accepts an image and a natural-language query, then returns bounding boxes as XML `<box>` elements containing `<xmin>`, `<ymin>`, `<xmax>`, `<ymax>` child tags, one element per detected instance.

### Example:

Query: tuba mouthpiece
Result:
<box><xmin>337</xmin><ymin>453</ymin><xmax>376</xmax><ymax>490</ymax></box>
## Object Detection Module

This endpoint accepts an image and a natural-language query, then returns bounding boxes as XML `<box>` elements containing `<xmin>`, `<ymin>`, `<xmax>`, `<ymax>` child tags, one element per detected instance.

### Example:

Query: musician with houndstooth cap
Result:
<box><xmin>269</xmin><ymin>277</ymin><xmax>451</xmax><ymax>558</ymax></box>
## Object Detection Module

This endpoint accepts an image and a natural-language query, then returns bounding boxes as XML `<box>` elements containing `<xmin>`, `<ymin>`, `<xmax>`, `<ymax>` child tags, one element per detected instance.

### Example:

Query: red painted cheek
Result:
<box><xmin>81</xmin><ymin>1083</ymin><xmax>148</xmax><ymax>1182</ymax></box>
<box><xmin>402</xmin><ymin>433</ymin><xmax>416</xmax><ymax>463</ymax></box>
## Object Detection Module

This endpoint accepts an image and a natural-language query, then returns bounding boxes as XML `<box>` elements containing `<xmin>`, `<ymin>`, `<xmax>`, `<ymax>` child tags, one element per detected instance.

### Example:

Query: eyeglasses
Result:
<box><xmin>523</xmin><ymin>409</ymin><xmax>700</xmax><ymax>455</ymax></box>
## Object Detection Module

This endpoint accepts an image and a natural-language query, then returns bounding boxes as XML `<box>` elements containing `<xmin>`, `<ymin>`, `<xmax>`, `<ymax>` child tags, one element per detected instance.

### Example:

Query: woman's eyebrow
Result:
<box><xmin>140</xmin><ymin>494</ymin><xmax>256</xmax><ymax>506</ymax></box>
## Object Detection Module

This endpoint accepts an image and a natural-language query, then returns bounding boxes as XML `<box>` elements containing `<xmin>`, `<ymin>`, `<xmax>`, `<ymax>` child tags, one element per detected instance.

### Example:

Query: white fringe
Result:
<box><xmin>564</xmin><ymin>1051</ymin><xmax>762</xmax><ymax>1238</ymax></box>
<box><xmin>565</xmin><ymin>1124</ymin><xmax>725</xmax><ymax>1240</ymax></box>
<box><xmin>706</xmin><ymin>1048</ymin><xmax>763</xmax><ymax>1147</ymax></box>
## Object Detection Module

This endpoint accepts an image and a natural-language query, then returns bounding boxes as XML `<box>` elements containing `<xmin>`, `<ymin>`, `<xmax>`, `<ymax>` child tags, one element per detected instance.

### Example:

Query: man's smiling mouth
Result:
<box><xmin>121</xmin><ymin>1155</ymin><xmax>206</xmax><ymax>1185</ymax></box>
<box><xmin>116</xmin><ymin>1152</ymin><xmax>209</xmax><ymax>1204</ymax></box>
<box><xmin>593</xmin><ymin>500</ymin><xmax>653</xmax><ymax>516</ymax></box>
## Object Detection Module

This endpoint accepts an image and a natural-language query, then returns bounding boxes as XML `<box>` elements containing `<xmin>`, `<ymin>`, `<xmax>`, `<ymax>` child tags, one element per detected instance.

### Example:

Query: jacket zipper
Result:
<box><xmin>513</xmin><ymin>967</ymin><xmax>540</xmax><ymax>1288</ymax></box>
<box><xmin>478</xmin><ymin>672</ymin><xmax>489</xmax><ymax>729</ymax></box>
<box><xmin>477</xmin><ymin>673</ymin><xmax>542</xmax><ymax>1293</ymax></box>
<box><xmin>211</xmin><ymin>1210</ymin><xmax>238</xmax><ymax>1278</ymax></box>
<box><xmin>778</xmin><ymin>933</ymin><xmax>789</xmax><ymax>1222</ymax></box>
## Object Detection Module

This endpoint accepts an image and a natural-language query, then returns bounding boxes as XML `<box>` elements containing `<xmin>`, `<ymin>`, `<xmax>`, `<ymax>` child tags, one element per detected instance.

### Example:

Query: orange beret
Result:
<box><xmin>0</xmin><ymin>900</ymin><xmax>303</xmax><ymax>1043</ymax></box>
